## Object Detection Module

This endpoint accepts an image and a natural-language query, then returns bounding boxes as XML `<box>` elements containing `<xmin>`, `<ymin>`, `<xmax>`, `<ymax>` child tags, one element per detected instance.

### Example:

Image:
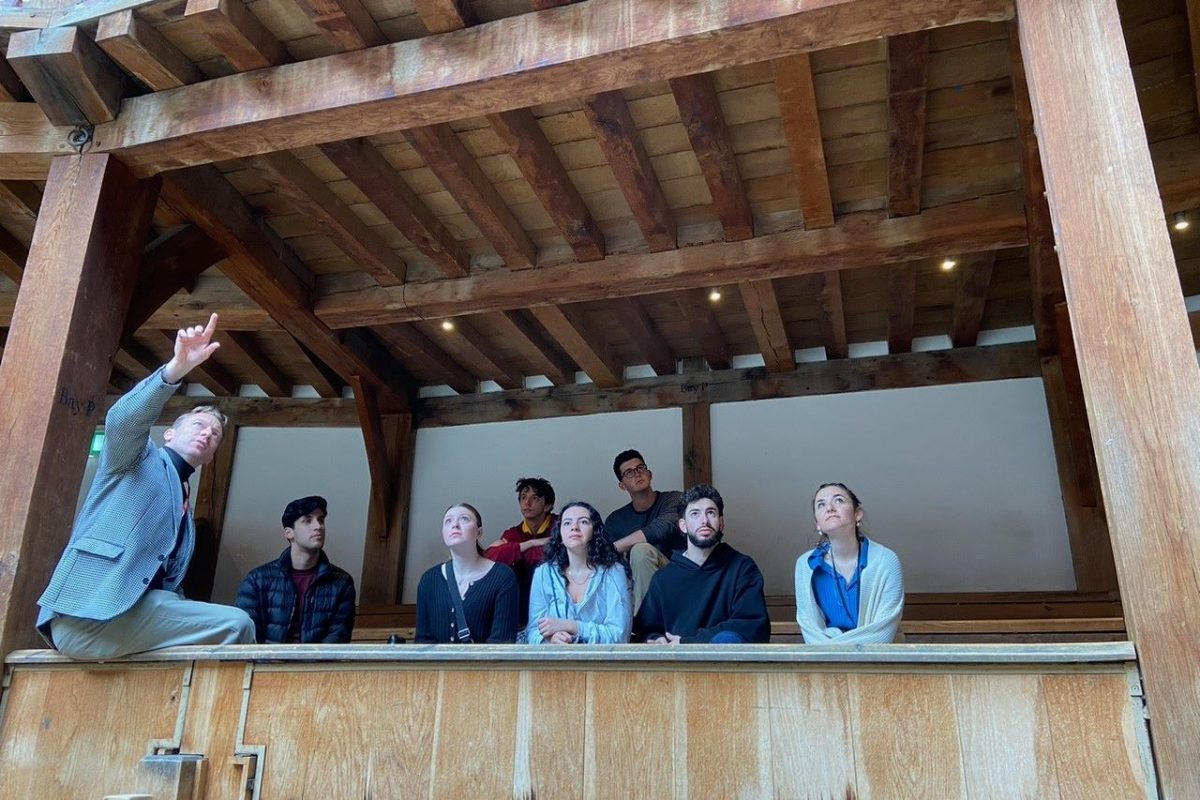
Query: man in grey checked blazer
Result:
<box><xmin>37</xmin><ymin>314</ymin><xmax>255</xmax><ymax>658</ymax></box>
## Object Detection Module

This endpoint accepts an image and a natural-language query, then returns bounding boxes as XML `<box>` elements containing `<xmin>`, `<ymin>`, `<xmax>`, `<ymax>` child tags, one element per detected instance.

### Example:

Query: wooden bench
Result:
<box><xmin>352</xmin><ymin>591</ymin><xmax>1126</xmax><ymax>644</ymax></box>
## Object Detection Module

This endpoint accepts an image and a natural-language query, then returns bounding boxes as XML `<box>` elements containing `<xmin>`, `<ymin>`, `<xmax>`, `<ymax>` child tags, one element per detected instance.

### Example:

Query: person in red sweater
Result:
<box><xmin>485</xmin><ymin>477</ymin><xmax>558</xmax><ymax>627</ymax></box>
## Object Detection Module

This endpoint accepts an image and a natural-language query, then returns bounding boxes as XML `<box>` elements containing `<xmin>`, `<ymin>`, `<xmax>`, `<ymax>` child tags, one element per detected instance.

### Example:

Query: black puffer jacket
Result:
<box><xmin>235</xmin><ymin>548</ymin><xmax>356</xmax><ymax>643</ymax></box>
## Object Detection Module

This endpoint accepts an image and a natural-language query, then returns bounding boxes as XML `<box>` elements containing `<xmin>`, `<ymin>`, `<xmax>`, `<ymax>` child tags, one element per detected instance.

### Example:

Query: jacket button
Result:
<box><xmin>142</xmin><ymin>577</ymin><xmax>150</xmax><ymax>584</ymax></box>
<box><xmin>158</xmin><ymin>554</ymin><xmax>166</xmax><ymax>561</ymax></box>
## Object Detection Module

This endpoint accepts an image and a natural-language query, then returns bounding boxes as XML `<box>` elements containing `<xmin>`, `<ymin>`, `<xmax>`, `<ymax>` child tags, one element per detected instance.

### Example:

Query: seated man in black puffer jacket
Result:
<box><xmin>235</xmin><ymin>496</ymin><xmax>356</xmax><ymax>643</ymax></box>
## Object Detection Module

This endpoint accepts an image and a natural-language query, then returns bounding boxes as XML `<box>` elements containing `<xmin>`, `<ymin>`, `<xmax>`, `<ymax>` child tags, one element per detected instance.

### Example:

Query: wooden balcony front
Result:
<box><xmin>0</xmin><ymin>642</ymin><xmax>1154</xmax><ymax>799</ymax></box>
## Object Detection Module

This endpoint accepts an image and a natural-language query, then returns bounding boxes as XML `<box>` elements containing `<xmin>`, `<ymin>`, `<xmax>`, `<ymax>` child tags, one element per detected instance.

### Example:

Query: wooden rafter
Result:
<box><xmin>413</xmin><ymin>0</ymin><xmax>476</xmax><ymax>33</ymax></box>
<box><xmin>0</xmin><ymin>55</ymin><xmax>29</xmax><ymax>101</ymax></box>
<box><xmin>253</xmin><ymin>150</ymin><xmax>407</xmax><ymax>287</ymax></box>
<box><xmin>124</xmin><ymin>225</ymin><xmax>226</xmax><ymax>337</ymax></box>
<box><xmin>609</xmin><ymin>297</ymin><xmax>676</xmax><ymax>376</ymax></box>
<box><xmin>1010</xmin><ymin>20</ymin><xmax>1063</xmax><ymax>354</ymax></box>
<box><xmin>0</xmin><ymin>181</ymin><xmax>37</xmax><ymax>240</ymax></box>
<box><xmin>218</xmin><ymin>330</ymin><xmax>292</xmax><ymax>397</ymax></box>
<box><xmin>583</xmin><ymin>90</ymin><xmax>676</xmax><ymax>251</ymax></box>
<box><xmin>886</xmin><ymin>31</ymin><xmax>930</xmax><ymax>217</ymax></box>
<box><xmin>674</xmin><ymin>289</ymin><xmax>731</xmax><ymax>371</ymax></box>
<box><xmin>887</xmin><ymin>264</ymin><xmax>917</xmax><ymax>354</ymax></box>
<box><xmin>431</xmin><ymin>317</ymin><xmax>525</xmax><ymax>390</ymax></box>
<box><xmin>182</xmin><ymin>0</ymin><xmax>289</xmax><ymax>71</ymax></box>
<box><xmin>406</xmin><ymin>123</ymin><xmax>537</xmax><ymax>269</ymax></box>
<box><xmin>293</xmin><ymin>337</ymin><xmax>345</xmax><ymax>398</ymax></box>
<box><xmin>816</xmin><ymin>272</ymin><xmax>849</xmax><ymax>360</ymax></box>
<box><xmin>773</xmin><ymin>52</ymin><xmax>834</xmax><ymax>229</ymax></box>
<box><xmin>67</xmin><ymin>0</ymin><xmax>1014</xmax><ymax>175</ymax></box>
<box><xmin>96</xmin><ymin>9</ymin><xmax>200</xmax><ymax>91</ymax></box>
<box><xmin>0</xmin><ymin>227</ymin><xmax>26</xmax><ymax>284</ymax></box>
<box><xmin>419</xmin><ymin>342</ymin><xmax>1041</xmax><ymax>427</ymax></box>
<box><xmin>670</xmin><ymin>72</ymin><xmax>754</xmax><ymax>241</ymax></box>
<box><xmin>950</xmin><ymin>252</ymin><xmax>997</xmax><ymax>347</ymax></box>
<box><xmin>372</xmin><ymin>323</ymin><xmax>477</xmax><ymax>395</ymax></box>
<box><xmin>489</xmin><ymin>310</ymin><xmax>575</xmax><ymax>385</ymax></box>
<box><xmin>317</xmin><ymin>193</ymin><xmax>1028</xmax><ymax>327</ymax></box>
<box><xmin>528</xmin><ymin>304</ymin><xmax>623</xmax><ymax>388</ymax></box>
<box><xmin>294</xmin><ymin>0</ymin><xmax>385</xmax><ymax>50</ymax></box>
<box><xmin>350</xmin><ymin>375</ymin><xmax>393</xmax><ymax>532</ymax></box>
<box><xmin>488</xmin><ymin>109</ymin><xmax>605</xmax><ymax>262</ymax></box>
<box><xmin>160</xmin><ymin>165</ymin><xmax>415</xmax><ymax>407</ymax></box>
<box><xmin>7</xmin><ymin>26</ymin><xmax>128</xmax><ymax>126</ymax></box>
<box><xmin>320</xmin><ymin>139</ymin><xmax>469</xmax><ymax>279</ymax></box>
<box><xmin>740</xmin><ymin>280</ymin><xmax>793</xmax><ymax>372</ymax></box>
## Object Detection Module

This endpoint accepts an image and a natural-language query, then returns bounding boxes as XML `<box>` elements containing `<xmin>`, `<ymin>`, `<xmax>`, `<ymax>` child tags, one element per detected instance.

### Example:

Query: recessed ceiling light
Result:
<box><xmin>441</xmin><ymin>320</ymin><xmax>455</xmax><ymax>331</ymax></box>
<box><xmin>708</xmin><ymin>288</ymin><xmax>722</xmax><ymax>302</ymax></box>
<box><xmin>1173</xmin><ymin>211</ymin><xmax>1190</xmax><ymax>232</ymax></box>
<box><xmin>940</xmin><ymin>258</ymin><xmax>958</xmax><ymax>272</ymax></box>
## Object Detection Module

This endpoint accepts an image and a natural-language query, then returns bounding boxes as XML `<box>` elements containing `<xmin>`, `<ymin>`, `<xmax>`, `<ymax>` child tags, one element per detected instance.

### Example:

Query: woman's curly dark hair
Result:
<box><xmin>543</xmin><ymin>501</ymin><xmax>629</xmax><ymax>577</ymax></box>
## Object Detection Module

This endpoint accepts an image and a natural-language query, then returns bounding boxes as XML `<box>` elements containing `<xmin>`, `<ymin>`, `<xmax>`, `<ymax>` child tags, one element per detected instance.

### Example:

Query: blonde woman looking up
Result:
<box><xmin>794</xmin><ymin>483</ymin><xmax>904</xmax><ymax>644</ymax></box>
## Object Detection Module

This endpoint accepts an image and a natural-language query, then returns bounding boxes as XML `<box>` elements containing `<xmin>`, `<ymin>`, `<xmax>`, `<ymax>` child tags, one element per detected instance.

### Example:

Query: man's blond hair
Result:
<box><xmin>172</xmin><ymin>405</ymin><xmax>228</xmax><ymax>435</ymax></box>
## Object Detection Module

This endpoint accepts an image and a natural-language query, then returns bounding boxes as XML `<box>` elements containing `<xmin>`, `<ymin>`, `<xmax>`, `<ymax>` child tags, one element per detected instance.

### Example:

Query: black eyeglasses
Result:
<box><xmin>621</xmin><ymin>464</ymin><xmax>650</xmax><ymax>480</ymax></box>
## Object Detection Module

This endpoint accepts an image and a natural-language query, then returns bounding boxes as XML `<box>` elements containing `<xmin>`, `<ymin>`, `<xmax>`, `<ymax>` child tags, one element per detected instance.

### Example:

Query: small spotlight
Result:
<box><xmin>708</xmin><ymin>288</ymin><xmax>722</xmax><ymax>302</ymax></box>
<box><xmin>441</xmin><ymin>320</ymin><xmax>455</xmax><ymax>331</ymax></box>
<box><xmin>940</xmin><ymin>258</ymin><xmax>958</xmax><ymax>272</ymax></box>
<box><xmin>1173</xmin><ymin>212</ymin><xmax>1190</xmax><ymax>232</ymax></box>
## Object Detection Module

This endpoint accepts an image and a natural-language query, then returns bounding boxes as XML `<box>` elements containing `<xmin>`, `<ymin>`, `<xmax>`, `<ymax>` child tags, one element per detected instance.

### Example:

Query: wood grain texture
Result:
<box><xmin>406</xmin><ymin>123</ymin><xmax>536</xmax><ymax>269</ymax></box>
<box><xmin>178</xmin><ymin>662</ymin><xmax>248</xmax><ymax>799</ymax></box>
<box><xmin>950</xmin><ymin>251</ymin><xmax>996</xmax><ymax>347</ymax></box>
<box><xmin>82</xmin><ymin>0</ymin><xmax>1015</xmax><ymax>174</ymax></box>
<box><xmin>218</xmin><ymin>331</ymin><xmax>291</xmax><ymax>397</ymax></box>
<box><xmin>490</xmin><ymin>309</ymin><xmax>575</xmax><ymax>385</ymax></box>
<box><xmin>774</xmin><ymin>52</ymin><xmax>834</xmax><ymax>229</ymax></box>
<box><xmin>669</xmin><ymin>71</ymin><xmax>754</xmax><ymax>241</ymax></box>
<box><xmin>0</xmin><ymin>154</ymin><xmax>157</xmax><ymax>657</ymax></box>
<box><xmin>182</xmin><ymin>0</ymin><xmax>289</xmax><ymax>72</ymax></box>
<box><xmin>294</xmin><ymin>0</ymin><xmax>385</xmax><ymax>50</ymax></box>
<box><xmin>682</xmin><ymin>401</ymin><xmax>712</xmax><ymax>488</ymax></box>
<box><xmin>887</xmin><ymin>31</ymin><xmax>930</xmax><ymax>217</ymax></box>
<box><xmin>320</xmin><ymin>138</ymin><xmax>469</xmax><ymax>279</ymax></box>
<box><xmin>587</xmin><ymin>670</ymin><xmax>677</xmax><ymax>799</ymax></box>
<box><xmin>528</xmin><ymin>304</ymin><xmax>623</xmax><ymax>388</ymax></box>
<box><xmin>488</xmin><ymin>108</ymin><xmax>605</xmax><ymax>261</ymax></box>
<box><xmin>359</xmin><ymin>413</ymin><xmax>415</xmax><ymax>604</ymax></box>
<box><xmin>816</xmin><ymin>271</ymin><xmax>848</xmax><ymax>360</ymax></box>
<box><xmin>740</xmin><ymin>279</ymin><xmax>794</xmax><ymax>371</ymax></box>
<box><xmin>243</xmin><ymin>668</ymin><xmax>440</xmax><ymax>797</ymax></box>
<box><xmin>1018</xmin><ymin>1</ymin><xmax>1200</xmax><ymax>795</ymax></box>
<box><xmin>96</xmin><ymin>9</ymin><xmax>200</xmax><ymax>91</ymax></box>
<box><xmin>583</xmin><ymin>90</ymin><xmax>677</xmax><ymax>252</ymax></box>
<box><xmin>124</xmin><ymin>225</ymin><xmax>225</xmax><ymax>338</ymax></box>
<box><xmin>413</xmin><ymin>0</ymin><xmax>476</xmax><ymax>33</ymax></box>
<box><xmin>609</xmin><ymin>296</ymin><xmax>675</xmax><ymax>376</ymax></box>
<box><xmin>373</xmin><ymin>322</ymin><xmax>476</xmax><ymax>394</ymax></box>
<box><xmin>7</xmin><ymin>26</ymin><xmax>129</xmax><ymax>126</ymax></box>
<box><xmin>950</xmin><ymin>674</ymin><xmax>1059</xmax><ymax>799</ymax></box>
<box><xmin>316</xmin><ymin>193</ymin><xmax>1028</xmax><ymax>328</ymax></box>
<box><xmin>254</xmin><ymin>150</ymin><xmax>406</xmax><ymax>286</ymax></box>
<box><xmin>0</xmin><ymin>665</ymin><xmax>186</xmax><ymax>800</ymax></box>
<box><xmin>765</xmin><ymin>673</ymin><xmax>858</xmax><ymax>798</ymax></box>
<box><xmin>851</xmin><ymin>674</ymin><xmax>966</xmax><ymax>797</ymax></box>
<box><xmin>674</xmin><ymin>289</ymin><xmax>732</xmax><ymax>371</ymax></box>
<box><xmin>431</xmin><ymin>671</ymin><xmax>520</xmax><ymax>797</ymax></box>
<box><xmin>681</xmin><ymin>673</ymin><xmax>769</xmax><ymax>797</ymax></box>
<box><xmin>0</xmin><ymin>54</ymin><xmax>29</xmax><ymax>101</ymax></box>
<box><xmin>433</xmin><ymin>316</ymin><xmax>524</xmax><ymax>390</ymax></box>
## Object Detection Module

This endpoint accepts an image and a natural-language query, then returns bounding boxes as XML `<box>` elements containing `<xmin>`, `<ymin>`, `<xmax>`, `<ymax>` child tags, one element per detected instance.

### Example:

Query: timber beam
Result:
<box><xmin>7</xmin><ymin>26</ymin><xmax>129</xmax><ymax>127</ymax></box>
<box><xmin>416</xmin><ymin>342</ymin><xmax>1040</xmax><ymax>427</ymax></box>
<box><xmin>52</xmin><ymin>0</ymin><xmax>1012</xmax><ymax>176</ymax></box>
<box><xmin>125</xmin><ymin>341</ymin><xmax>1041</xmax><ymax>428</ymax></box>
<box><xmin>316</xmin><ymin>193</ymin><xmax>1028</xmax><ymax>328</ymax></box>
<box><xmin>159</xmin><ymin>165</ymin><xmax>416</xmax><ymax>408</ymax></box>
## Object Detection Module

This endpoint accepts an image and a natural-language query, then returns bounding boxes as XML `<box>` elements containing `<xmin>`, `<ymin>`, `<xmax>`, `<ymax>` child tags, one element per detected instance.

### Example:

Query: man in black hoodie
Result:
<box><xmin>635</xmin><ymin>484</ymin><xmax>770</xmax><ymax>644</ymax></box>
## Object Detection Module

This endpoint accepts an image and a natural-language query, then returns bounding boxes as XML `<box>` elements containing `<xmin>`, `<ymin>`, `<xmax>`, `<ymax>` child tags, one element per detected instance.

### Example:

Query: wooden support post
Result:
<box><xmin>181</xmin><ymin>424</ymin><xmax>239</xmax><ymax>601</ymax></box>
<box><xmin>0</xmin><ymin>154</ymin><xmax>158</xmax><ymax>657</ymax></box>
<box><xmin>359</xmin><ymin>413</ymin><xmax>415</xmax><ymax>605</ymax></box>
<box><xmin>1017</xmin><ymin>0</ymin><xmax>1200</xmax><ymax>794</ymax></box>
<box><xmin>682</xmin><ymin>402</ymin><xmax>711</xmax><ymax>489</ymax></box>
<box><xmin>351</xmin><ymin>376</ymin><xmax>393</xmax><ymax>535</ymax></box>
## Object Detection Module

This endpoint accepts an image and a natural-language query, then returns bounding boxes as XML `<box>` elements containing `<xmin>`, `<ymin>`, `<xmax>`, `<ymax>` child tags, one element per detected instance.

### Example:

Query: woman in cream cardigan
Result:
<box><xmin>795</xmin><ymin>483</ymin><xmax>904</xmax><ymax>644</ymax></box>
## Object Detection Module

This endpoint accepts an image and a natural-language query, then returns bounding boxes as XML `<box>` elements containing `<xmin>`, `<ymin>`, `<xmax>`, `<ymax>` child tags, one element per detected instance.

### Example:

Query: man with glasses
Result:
<box><xmin>604</xmin><ymin>449</ymin><xmax>683</xmax><ymax>612</ymax></box>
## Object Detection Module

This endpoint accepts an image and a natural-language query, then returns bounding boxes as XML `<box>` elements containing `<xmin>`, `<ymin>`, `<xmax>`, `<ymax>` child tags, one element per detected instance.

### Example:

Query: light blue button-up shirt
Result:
<box><xmin>525</xmin><ymin>562</ymin><xmax>633</xmax><ymax>644</ymax></box>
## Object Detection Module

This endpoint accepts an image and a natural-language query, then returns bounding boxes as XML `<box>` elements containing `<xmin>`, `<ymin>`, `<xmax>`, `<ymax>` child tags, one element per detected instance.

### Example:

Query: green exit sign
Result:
<box><xmin>88</xmin><ymin>430</ymin><xmax>104</xmax><ymax>457</ymax></box>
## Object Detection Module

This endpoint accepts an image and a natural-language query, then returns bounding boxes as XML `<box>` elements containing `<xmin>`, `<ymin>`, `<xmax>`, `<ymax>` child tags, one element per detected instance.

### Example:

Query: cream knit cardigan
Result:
<box><xmin>794</xmin><ymin>538</ymin><xmax>904</xmax><ymax>644</ymax></box>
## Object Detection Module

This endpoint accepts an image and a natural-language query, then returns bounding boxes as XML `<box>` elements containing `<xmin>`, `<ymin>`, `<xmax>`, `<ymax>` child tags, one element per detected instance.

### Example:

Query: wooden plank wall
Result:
<box><xmin>0</xmin><ymin>658</ymin><xmax>1155</xmax><ymax>799</ymax></box>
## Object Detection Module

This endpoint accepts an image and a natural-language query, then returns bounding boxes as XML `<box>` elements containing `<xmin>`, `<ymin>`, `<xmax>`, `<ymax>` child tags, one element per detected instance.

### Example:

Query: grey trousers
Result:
<box><xmin>629</xmin><ymin>542</ymin><xmax>670</xmax><ymax>614</ymax></box>
<box><xmin>51</xmin><ymin>589</ymin><xmax>256</xmax><ymax>659</ymax></box>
